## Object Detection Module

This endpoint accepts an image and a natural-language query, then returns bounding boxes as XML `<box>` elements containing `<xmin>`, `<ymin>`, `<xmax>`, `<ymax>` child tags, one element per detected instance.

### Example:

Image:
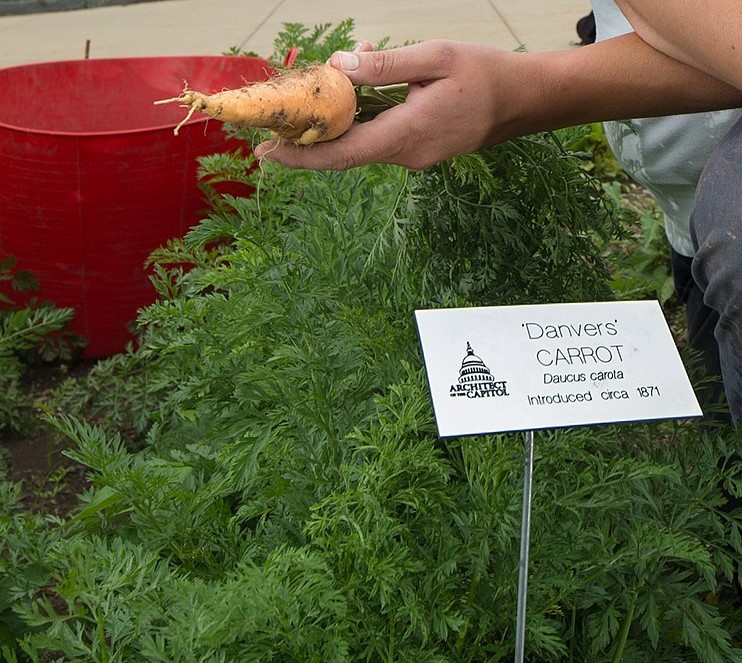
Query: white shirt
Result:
<box><xmin>591</xmin><ymin>0</ymin><xmax>742</xmax><ymax>256</ymax></box>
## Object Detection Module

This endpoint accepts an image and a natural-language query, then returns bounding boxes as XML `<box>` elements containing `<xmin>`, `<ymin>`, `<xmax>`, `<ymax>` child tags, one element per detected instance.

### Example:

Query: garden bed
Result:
<box><xmin>3</xmin><ymin>361</ymin><xmax>92</xmax><ymax>518</ymax></box>
<box><xmin>1</xmin><ymin>21</ymin><xmax>740</xmax><ymax>663</ymax></box>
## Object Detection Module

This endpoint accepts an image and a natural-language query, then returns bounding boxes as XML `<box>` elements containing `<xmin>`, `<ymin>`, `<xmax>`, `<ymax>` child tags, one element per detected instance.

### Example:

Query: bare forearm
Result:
<box><xmin>513</xmin><ymin>32</ymin><xmax>742</xmax><ymax>140</ymax></box>
<box><xmin>615</xmin><ymin>0</ymin><xmax>742</xmax><ymax>90</ymax></box>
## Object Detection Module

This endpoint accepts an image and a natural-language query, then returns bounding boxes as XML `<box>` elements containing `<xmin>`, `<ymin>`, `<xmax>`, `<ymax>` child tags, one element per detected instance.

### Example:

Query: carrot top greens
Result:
<box><xmin>3</xmin><ymin>20</ymin><xmax>740</xmax><ymax>663</ymax></box>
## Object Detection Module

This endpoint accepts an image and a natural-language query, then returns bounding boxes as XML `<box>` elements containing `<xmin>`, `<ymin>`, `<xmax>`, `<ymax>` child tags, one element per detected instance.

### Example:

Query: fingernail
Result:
<box><xmin>337</xmin><ymin>51</ymin><xmax>360</xmax><ymax>71</ymax></box>
<box><xmin>353</xmin><ymin>41</ymin><xmax>364</xmax><ymax>52</ymax></box>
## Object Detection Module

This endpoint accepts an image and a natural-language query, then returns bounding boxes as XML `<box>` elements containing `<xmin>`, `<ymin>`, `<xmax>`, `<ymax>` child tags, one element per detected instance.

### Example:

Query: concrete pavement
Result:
<box><xmin>0</xmin><ymin>0</ymin><xmax>591</xmax><ymax>69</ymax></box>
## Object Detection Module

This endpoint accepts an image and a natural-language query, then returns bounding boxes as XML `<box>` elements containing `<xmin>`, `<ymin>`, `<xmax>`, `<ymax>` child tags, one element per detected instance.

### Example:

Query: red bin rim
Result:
<box><xmin>0</xmin><ymin>54</ymin><xmax>274</xmax><ymax>138</ymax></box>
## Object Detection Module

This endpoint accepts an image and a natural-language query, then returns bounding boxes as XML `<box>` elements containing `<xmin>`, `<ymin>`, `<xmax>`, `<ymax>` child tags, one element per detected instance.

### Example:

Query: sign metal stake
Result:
<box><xmin>414</xmin><ymin>301</ymin><xmax>703</xmax><ymax>663</ymax></box>
<box><xmin>514</xmin><ymin>430</ymin><xmax>535</xmax><ymax>663</ymax></box>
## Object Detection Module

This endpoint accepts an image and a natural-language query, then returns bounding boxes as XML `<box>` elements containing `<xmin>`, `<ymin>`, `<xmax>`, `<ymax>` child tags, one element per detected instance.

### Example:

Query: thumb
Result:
<box><xmin>327</xmin><ymin>41</ymin><xmax>449</xmax><ymax>86</ymax></box>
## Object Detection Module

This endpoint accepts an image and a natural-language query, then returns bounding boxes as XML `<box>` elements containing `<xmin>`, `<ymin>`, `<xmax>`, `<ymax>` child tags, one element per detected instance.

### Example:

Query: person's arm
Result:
<box><xmin>255</xmin><ymin>33</ymin><xmax>742</xmax><ymax>171</ymax></box>
<box><xmin>616</xmin><ymin>0</ymin><xmax>742</xmax><ymax>90</ymax></box>
<box><xmin>514</xmin><ymin>30</ymin><xmax>742</xmax><ymax>137</ymax></box>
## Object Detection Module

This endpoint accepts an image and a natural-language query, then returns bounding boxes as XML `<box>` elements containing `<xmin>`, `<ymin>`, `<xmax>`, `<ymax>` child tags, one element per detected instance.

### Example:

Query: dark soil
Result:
<box><xmin>1</xmin><ymin>361</ymin><xmax>93</xmax><ymax>518</ymax></box>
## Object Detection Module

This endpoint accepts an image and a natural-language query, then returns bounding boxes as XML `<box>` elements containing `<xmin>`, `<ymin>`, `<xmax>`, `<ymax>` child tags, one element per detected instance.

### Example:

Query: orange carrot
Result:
<box><xmin>154</xmin><ymin>63</ymin><xmax>357</xmax><ymax>145</ymax></box>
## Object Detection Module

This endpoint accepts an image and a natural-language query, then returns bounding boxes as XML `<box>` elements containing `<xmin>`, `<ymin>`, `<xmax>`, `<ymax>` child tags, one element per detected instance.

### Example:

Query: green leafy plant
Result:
<box><xmin>0</xmin><ymin>478</ymin><xmax>63</xmax><ymax>652</ymax></box>
<box><xmin>606</xmin><ymin>182</ymin><xmax>675</xmax><ymax>305</ymax></box>
<box><xmin>407</xmin><ymin>138</ymin><xmax>629</xmax><ymax>307</ymax></box>
<box><xmin>0</xmin><ymin>256</ymin><xmax>75</xmax><ymax>432</ymax></box>
<box><xmin>563</xmin><ymin>122</ymin><xmax>627</xmax><ymax>181</ymax></box>
<box><xmin>12</xmin><ymin>154</ymin><xmax>738</xmax><ymax>661</ymax></box>
<box><xmin>3</xmin><ymin>20</ymin><xmax>740</xmax><ymax>663</ymax></box>
<box><xmin>225</xmin><ymin>18</ymin><xmax>367</xmax><ymax>68</ymax></box>
<box><xmin>268</xmin><ymin>19</ymin><xmax>364</xmax><ymax>64</ymax></box>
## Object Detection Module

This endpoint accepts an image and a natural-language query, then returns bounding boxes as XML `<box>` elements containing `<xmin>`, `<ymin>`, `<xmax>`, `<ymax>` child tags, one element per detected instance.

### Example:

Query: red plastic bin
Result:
<box><xmin>0</xmin><ymin>55</ymin><xmax>272</xmax><ymax>358</ymax></box>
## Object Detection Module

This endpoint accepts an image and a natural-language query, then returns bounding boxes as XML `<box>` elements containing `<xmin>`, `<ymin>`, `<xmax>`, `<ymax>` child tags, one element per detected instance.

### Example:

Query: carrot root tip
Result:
<box><xmin>172</xmin><ymin>103</ymin><xmax>199</xmax><ymax>135</ymax></box>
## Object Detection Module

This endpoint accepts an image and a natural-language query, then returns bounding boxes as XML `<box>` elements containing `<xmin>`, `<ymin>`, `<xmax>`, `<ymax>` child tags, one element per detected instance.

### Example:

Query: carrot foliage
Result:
<box><xmin>2</xmin><ymin>21</ymin><xmax>741</xmax><ymax>663</ymax></box>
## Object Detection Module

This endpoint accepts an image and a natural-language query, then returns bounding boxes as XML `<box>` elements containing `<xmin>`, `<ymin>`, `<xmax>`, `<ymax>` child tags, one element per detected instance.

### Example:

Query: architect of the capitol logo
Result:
<box><xmin>450</xmin><ymin>342</ymin><xmax>509</xmax><ymax>399</ymax></box>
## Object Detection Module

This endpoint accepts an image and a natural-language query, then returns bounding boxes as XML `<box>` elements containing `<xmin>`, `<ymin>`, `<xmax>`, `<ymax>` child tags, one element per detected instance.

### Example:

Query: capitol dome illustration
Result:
<box><xmin>458</xmin><ymin>342</ymin><xmax>495</xmax><ymax>386</ymax></box>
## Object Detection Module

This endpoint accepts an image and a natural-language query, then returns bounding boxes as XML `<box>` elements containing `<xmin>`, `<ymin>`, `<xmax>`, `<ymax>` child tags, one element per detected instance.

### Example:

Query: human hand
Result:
<box><xmin>253</xmin><ymin>40</ymin><xmax>532</xmax><ymax>171</ymax></box>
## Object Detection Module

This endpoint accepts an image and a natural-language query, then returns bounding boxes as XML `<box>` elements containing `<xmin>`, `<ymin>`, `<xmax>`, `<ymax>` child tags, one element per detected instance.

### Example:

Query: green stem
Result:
<box><xmin>97</xmin><ymin>605</ymin><xmax>109</xmax><ymax>663</ymax></box>
<box><xmin>455</xmin><ymin>571</ymin><xmax>482</xmax><ymax>658</ymax></box>
<box><xmin>355</xmin><ymin>84</ymin><xmax>409</xmax><ymax>122</ymax></box>
<box><xmin>568</xmin><ymin>603</ymin><xmax>577</xmax><ymax>663</ymax></box>
<box><xmin>611</xmin><ymin>590</ymin><xmax>637</xmax><ymax>663</ymax></box>
<box><xmin>387</xmin><ymin>613</ymin><xmax>395</xmax><ymax>663</ymax></box>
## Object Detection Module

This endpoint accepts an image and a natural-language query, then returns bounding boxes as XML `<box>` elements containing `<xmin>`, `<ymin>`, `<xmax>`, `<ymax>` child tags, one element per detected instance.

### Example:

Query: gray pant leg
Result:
<box><xmin>691</xmin><ymin>115</ymin><xmax>742</xmax><ymax>423</ymax></box>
